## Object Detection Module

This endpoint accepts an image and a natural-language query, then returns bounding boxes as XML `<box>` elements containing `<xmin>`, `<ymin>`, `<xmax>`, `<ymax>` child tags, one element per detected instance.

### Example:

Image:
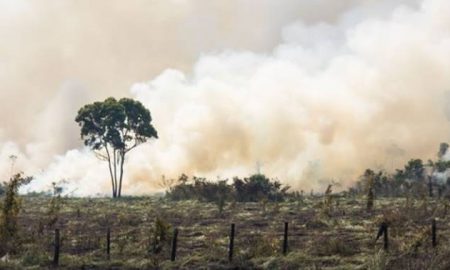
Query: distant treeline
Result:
<box><xmin>351</xmin><ymin>143</ymin><xmax>450</xmax><ymax>198</ymax></box>
<box><xmin>165</xmin><ymin>143</ymin><xmax>450</xmax><ymax>202</ymax></box>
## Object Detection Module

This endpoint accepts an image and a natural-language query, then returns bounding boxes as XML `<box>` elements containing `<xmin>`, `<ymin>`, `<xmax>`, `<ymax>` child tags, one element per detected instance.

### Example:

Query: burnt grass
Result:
<box><xmin>3</xmin><ymin>195</ymin><xmax>450</xmax><ymax>269</ymax></box>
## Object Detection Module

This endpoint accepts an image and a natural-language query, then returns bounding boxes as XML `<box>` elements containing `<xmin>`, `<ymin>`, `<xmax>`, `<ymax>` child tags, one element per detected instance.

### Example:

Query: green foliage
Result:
<box><xmin>438</xmin><ymin>142</ymin><xmax>449</xmax><ymax>159</ymax></box>
<box><xmin>0</xmin><ymin>173</ymin><xmax>32</xmax><ymax>256</ymax></box>
<box><xmin>75</xmin><ymin>97</ymin><xmax>158</xmax><ymax>150</ymax></box>
<box><xmin>166</xmin><ymin>173</ymin><xmax>289</xmax><ymax>203</ymax></box>
<box><xmin>75</xmin><ymin>97</ymin><xmax>158</xmax><ymax>197</ymax></box>
<box><xmin>429</xmin><ymin>160</ymin><xmax>450</xmax><ymax>173</ymax></box>
<box><xmin>402</xmin><ymin>159</ymin><xmax>425</xmax><ymax>181</ymax></box>
<box><xmin>166</xmin><ymin>175</ymin><xmax>233</xmax><ymax>202</ymax></box>
<box><xmin>233</xmin><ymin>174</ymin><xmax>289</xmax><ymax>202</ymax></box>
<box><xmin>353</xmin><ymin>157</ymin><xmax>431</xmax><ymax>198</ymax></box>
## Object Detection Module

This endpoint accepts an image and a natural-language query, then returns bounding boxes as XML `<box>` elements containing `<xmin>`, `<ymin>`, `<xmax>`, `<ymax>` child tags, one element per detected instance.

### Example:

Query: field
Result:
<box><xmin>2</xmin><ymin>194</ymin><xmax>450</xmax><ymax>270</ymax></box>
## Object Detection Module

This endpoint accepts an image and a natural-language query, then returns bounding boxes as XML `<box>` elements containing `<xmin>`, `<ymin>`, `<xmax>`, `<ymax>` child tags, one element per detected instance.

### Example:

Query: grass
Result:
<box><xmin>2</xmin><ymin>194</ymin><xmax>450</xmax><ymax>269</ymax></box>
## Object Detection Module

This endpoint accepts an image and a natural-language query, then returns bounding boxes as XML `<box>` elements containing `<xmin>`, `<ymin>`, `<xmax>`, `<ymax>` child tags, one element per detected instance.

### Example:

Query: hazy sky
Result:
<box><xmin>1</xmin><ymin>0</ymin><xmax>449</xmax><ymax>195</ymax></box>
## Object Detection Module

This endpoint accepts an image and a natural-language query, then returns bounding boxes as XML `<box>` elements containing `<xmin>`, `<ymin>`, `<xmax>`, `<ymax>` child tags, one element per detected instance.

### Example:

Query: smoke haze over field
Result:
<box><xmin>1</xmin><ymin>0</ymin><xmax>450</xmax><ymax>195</ymax></box>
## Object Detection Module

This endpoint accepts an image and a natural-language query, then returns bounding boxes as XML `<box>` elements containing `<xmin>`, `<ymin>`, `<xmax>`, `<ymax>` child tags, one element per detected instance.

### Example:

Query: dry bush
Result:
<box><xmin>309</xmin><ymin>236</ymin><xmax>361</xmax><ymax>257</ymax></box>
<box><xmin>321</xmin><ymin>185</ymin><xmax>333</xmax><ymax>217</ymax></box>
<box><xmin>0</xmin><ymin>173</ymin><xmax>32</xmax><ymax>256</ymax></box>
<box><xmin>239</xmin><ymin>232</ymin><xmax>279</xmax><ymax>258</ymax></box>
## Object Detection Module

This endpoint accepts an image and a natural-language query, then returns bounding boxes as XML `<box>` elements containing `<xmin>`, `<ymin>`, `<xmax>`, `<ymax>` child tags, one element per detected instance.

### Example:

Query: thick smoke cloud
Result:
<box><xmin>1</xmin><ymin>0</ymin><xmax>450</xmax><ymax>195</ymax></box>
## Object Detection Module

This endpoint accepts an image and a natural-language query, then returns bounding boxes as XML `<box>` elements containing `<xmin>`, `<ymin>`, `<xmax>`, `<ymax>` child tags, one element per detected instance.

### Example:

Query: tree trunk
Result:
<box><xmin>113</xmin><ymin>150</ymin><xmax>118</xmax><ymax>197</ymax></box>
<box><xmin>118</xmin><ymin>151</ymin><xmax>125</xmax><ymax>197</ymax></box>
<box><xmin>105</xmin><ymin>146</ymin><xmax>117</xmax><ymax>198</ymax></box>
<box><xmin>111</xmin><ymin>155</ymin><xmax>117</xmax><ymax>198</ymax></box>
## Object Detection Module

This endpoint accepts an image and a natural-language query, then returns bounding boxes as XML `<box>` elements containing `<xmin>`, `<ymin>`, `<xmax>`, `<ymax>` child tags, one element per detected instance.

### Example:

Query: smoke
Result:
<box><xmin>1</xmin><ymin>0</ymin><xmax>450</xmax><ymax>195</ymax></box>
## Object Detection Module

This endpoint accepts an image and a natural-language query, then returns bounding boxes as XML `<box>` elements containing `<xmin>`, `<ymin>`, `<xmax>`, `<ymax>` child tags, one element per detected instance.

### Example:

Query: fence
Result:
<box><xmin>46</xmin><ymin>219</ymin><xmax>439</xmax><ymax>266</ymax></box>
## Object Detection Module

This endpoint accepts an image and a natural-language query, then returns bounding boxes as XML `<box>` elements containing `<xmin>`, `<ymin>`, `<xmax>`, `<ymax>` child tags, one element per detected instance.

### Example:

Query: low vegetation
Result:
<box><xmin>2</xmin><ymin>143</ymin><xmax>450</xmax><ymax>269</ymax></box>
<box><xmin>0</xmin><ymin>192</ymin><xmax>449</xmax><ymax>269</ymax></box>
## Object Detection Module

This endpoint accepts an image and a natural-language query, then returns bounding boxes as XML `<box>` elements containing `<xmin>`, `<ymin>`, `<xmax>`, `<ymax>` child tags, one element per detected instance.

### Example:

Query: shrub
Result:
<box><xmin>166</xmin><ymin>175</ymin><xmax>233</xmax><ymax>202</ymax></box>
<box><xmin>166</xmin><ymin>173</ymin><xmax>289</xmax><ymax>203</ymax></box>
<box><xmin>46</xmin><ymin>182</ymin><xmax>64</xmax><ymax>228</ymax></box>
<box><xmin>0</xmin><ymin>173</ymin><xmax>33</xmax><ymax>256</ymax></box>
<box><xmin>233</xmin><ymin>174</ymin><xmax>289</xmax><ymax>202</ymax></box>
<box><xmin>149</xmin><ymin>217</ymin><xmax>172</xmax><ymax>254</ymax></box>
<box><xmin>309</xmin><ymin>236</ymin><xmax>360</xmax><ymax>257</ymax></box>
<box><xmin>322</xmin><ymin>184</ymin><xmax>333</xmax><ymax>216</ymax></box>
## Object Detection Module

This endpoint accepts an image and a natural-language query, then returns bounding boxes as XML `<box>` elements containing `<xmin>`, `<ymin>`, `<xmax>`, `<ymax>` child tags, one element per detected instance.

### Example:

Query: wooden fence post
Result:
<box><xmin>171</xmin><ymin>228</ymin><xmax>178</xmax><ymax>261</ymax></box>
<box><xmin>428</xmin><ymin>177</ymin><xmax>433</xmax><ymax>197</ymax></box>
<box><xmin>432</xmin><ymin>219</ymin><xmax>437</xmax><ymax>248</ymax></box>
<box><xmin>106</xmin><ymin>228</ymin><xmax>111</xmax><ymax>260</ymax></box>
<box><xmin>53</xmin><ymin>229</ymin><xmax>60</xmax><ymax>266</ymax></box>
<box><xmin>228</xmin><ymin>223</ymin><xmax>235</xmax><ymax>262</ymax></box>
<box><xmin>376</xmin><ymin>222</ymin><xmax>388</xmax><ymax>251</ymax></box>
<box><xmin>283</xmin><ymin>222</ymin><xmax>288</xmax><ymax>255</ymax></box>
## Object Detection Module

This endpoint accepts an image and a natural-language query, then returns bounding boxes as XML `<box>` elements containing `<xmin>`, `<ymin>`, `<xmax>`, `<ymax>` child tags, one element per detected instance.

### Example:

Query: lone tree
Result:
<box><xmin>75</xmin><ymin>97</ymin><xmax>158</xmax><ymax>198</ymax></box>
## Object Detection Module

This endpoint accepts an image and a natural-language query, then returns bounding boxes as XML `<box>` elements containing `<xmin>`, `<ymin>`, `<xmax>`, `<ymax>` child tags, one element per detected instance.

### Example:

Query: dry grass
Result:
<box><xmin>1</xmin><ymin>195</ymin><xmax>449</xmax><ymax>269</ymax></box>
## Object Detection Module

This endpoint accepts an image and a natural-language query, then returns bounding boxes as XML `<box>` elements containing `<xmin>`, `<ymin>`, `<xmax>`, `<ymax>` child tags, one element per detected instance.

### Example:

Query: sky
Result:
<box><xmin>1</xmin><ymin>0</ymin><xmax>450</xmax><ymax>195</ymax></box>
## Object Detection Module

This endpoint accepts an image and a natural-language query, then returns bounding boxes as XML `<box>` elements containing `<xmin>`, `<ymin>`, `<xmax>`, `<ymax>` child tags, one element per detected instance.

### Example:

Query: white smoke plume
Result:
<box><xmin>1</xmin><ymin>0</ymin><xmax>450</xmax><ymax>195</ymax></box>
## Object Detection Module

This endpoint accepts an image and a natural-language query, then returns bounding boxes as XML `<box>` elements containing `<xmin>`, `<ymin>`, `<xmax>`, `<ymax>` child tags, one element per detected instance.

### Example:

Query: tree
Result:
<box><xmin>403</xmin><ymin>159</ymin><xmax>425</xmax><ymax>182</ymax></box>
<box><xmin>75</xmin><ymin>97</ymin><xmax>158</xmax><ymax>198</ymax></box>
<box><xmin>438</xmin><ymin>142</ymin><xmax>449</xmax><ymax>159</ymax></box>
